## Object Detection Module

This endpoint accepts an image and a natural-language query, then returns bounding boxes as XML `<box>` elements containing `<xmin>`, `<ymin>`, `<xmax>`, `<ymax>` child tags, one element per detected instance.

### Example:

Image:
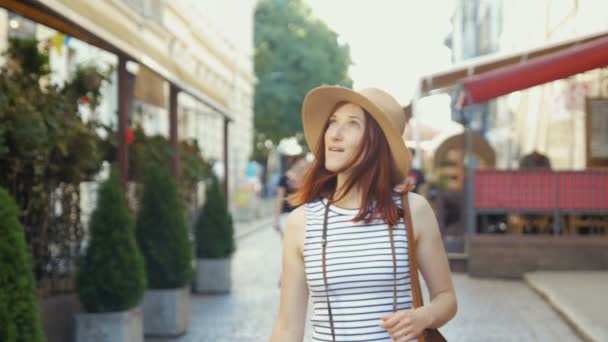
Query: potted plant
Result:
<box><xmin>0</xmin><ymin>187</ymin><xmax>45</xmax><ymax>342</ymax></box>
<box><xmin>135</xmin><ymin>165</ymin><xmax>192</xmax><ymax>337</ymax></box>
<box><xmin>75</xmin><ymin>166</ymin><xmax>146</xmax><ymax>342</ymax></box>
<box><xmin>193</xmin><ymin>176</ymin><xmax>236</xmax><ymax>293</ymax></box>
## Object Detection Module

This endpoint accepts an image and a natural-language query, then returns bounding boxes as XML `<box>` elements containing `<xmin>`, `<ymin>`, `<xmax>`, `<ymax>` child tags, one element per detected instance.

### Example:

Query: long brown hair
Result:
<box><xmin>289</xmin><ymin>104</ymin><xmax>402</xmax><ymax>226</ymax></box>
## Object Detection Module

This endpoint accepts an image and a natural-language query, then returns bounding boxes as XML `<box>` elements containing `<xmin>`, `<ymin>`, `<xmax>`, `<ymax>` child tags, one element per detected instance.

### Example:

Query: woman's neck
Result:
<box><xmin>332</xmin><ymin>172</ymin><xmax>361</xmax><ymax>209</ymax></box>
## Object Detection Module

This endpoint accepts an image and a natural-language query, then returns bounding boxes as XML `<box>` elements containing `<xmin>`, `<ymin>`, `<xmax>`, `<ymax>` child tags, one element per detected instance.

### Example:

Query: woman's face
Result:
<box><xmin>324</xmin><ymin>103</ymin><xmax>366</xmax><ymax>173</ymax></box>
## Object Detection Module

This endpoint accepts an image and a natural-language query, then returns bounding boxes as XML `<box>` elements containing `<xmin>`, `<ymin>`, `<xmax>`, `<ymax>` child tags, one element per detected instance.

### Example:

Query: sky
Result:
<box><xmin>307</xmin><ymin>0</ymin><xmax>461</xmax><ymax>137</ymax></box>
<box><xmin>307</xmin><ymin>0</ymin><xmax>456</xmax><ymax>104</ymax></box>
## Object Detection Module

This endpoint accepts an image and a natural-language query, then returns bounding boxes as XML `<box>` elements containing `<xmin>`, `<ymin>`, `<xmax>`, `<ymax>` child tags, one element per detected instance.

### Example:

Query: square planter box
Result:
<box><xmin>194</xmin><ymin>258</ymin><xmax>232</xmax><ymax>294</ymax></box>
<box><xmin>142</xmin><ymin>287</ymin><xmax>189</xmax><ymax>337</ymax></box>
<box><xmin>75</xmin><ymin>306</ymin><xmax>143</xmax><ymax>342</ymax></box>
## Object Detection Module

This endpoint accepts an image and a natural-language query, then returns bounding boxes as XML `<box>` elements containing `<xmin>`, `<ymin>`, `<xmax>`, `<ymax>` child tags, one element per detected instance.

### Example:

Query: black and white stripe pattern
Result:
<box><xmin>304</xmin><ymin>197</ymin><xmax>416</xmax><ymax>342</ymax></box>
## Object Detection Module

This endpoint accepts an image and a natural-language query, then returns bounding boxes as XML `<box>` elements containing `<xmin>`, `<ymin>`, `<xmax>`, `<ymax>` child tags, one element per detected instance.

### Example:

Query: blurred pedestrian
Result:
<box><xmin>274</xmin><ymin>154</ymin><xmax>308</xmax><ymax>237</ymax></box>
<box><xmin>270</xmin><ymin>86</ymin><xmax>456</xmax><ymax>342</ymax></box>
<box><xmin>407</xmin><ymin>148</ymin><xmax>426</xmax><ymax>195</ymax></box>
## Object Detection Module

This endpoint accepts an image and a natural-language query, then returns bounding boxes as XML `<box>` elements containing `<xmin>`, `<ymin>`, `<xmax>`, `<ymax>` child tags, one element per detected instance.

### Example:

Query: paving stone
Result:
<box><xmin>148</xmin><ymin>220</ymin><xmax>582</xmax><ymax>342</ymax></box>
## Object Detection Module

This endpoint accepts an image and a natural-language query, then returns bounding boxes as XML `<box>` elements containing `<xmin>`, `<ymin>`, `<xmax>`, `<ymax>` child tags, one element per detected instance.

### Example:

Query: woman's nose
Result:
<box><xmin>329</xmin><ymin>124</ymin><xmax>344</xmax><ymax>141</ymax></box>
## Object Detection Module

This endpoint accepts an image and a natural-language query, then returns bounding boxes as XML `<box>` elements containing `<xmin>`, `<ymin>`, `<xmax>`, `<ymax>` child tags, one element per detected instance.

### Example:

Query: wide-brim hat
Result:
<box><xmin>301</xmin><ymin>86</ymin><xmax>410</xmax><ymax>183</ymax></box>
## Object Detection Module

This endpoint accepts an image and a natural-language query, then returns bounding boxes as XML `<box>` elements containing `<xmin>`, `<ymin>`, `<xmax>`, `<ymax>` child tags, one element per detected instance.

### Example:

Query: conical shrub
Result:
<box><xmin>136</xmin><ymin>165</ymin><xmax>193</xmax><ymax>288</ymax></box>
<box><xmin>76</xmin><ymin>166</ymin><xmax>146</xmax><ymax>313</ymax></box>
<box><xmin>0</xmin><ymin>187</ymin><xmax>45</xmax><ymax>342</ymax></box>
<box><xmin>195</xmin><ymin>176</ymin><xmax>235</xmax><ymax>258</ymax></box>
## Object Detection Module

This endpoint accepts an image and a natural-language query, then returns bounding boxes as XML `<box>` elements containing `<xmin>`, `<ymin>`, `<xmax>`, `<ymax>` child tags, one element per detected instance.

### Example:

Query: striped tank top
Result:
<box><xmin>304</xmin><ymin>196</ymin><xmax>415</xmax><ymax>342</ymax></box>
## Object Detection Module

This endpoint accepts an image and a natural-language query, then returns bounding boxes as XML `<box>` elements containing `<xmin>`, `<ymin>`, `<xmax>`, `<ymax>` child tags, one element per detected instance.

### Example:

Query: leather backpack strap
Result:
<box><xmin>402</xmin><ymin>191</ymin><xmax>430</xmax><ymax>342</ymax></box>
<box><xmin>387</xmin><ymin>224</ymin><xmax>398</xmax><ymax>313</ymax></box>
<box><xmin>403</xmin><ymin>191</ymin><xmax>448</xmax><ymax>342</ymax></box>
<box><xmin>402</xmin><ymin>191</ymin><xmax>424</xmax><ymax>309</ymax></box>
<box><xmin>321</xmin><ymin>201</ymin><xmax>336</xmax><ymax>341</ymax></box>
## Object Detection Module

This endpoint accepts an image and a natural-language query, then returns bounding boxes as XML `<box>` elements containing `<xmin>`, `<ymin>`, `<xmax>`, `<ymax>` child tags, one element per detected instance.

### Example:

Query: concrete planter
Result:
<box><xmin>75</xmin><ymin>307</ymin><xmax>143</xmax><ymax>342</ymax></box>
<box><xmin>194</xmin><ymin>258</ymin><xmax>232</xmax><ymax>293</ymax></box>
<box><xmin>142</xmin><ymin>287</ymin><xmax>189</xmax><ymax>337</ymax></box>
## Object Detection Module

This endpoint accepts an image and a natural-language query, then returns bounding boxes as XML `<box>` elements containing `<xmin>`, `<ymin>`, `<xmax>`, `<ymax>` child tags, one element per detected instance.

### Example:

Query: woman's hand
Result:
<box><xmin>380</xmin><ymin>307</ymin><xmax>433</xmax><ymax>341</ymax></box>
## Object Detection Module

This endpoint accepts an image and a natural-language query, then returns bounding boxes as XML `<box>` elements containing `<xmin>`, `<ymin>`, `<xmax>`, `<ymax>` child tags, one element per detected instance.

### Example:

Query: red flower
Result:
<box><xmin>80</xmin><ymin>95</ymin><xmax>90</xmax><ymax>104</ymax></box>
<box><xmin>126</xmin><ymin>128</ymin><xmax>135</xmax><ymax>145</ymax></box>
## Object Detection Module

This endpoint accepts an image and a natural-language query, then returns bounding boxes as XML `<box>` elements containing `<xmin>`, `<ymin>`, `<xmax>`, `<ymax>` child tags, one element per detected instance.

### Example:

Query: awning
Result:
<box><xmin>458</xmin><ymin>34</ymin><xmax>608</xmax><ymax>107</ymax></box>
<box><xmin>418</xmin><ymin>30</ymin><xmax>608</xmax><ymax>96</ymax></box>
<box><xmin>1</xmin><ymin>0</ymin><xmax>233</xmax><ymax>120</ymax></box>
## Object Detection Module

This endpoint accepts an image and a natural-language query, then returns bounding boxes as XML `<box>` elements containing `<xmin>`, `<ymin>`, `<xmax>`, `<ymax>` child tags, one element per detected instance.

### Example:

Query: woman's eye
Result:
<box><xmin>349</xmin><ymin>120</ymin><xmax>360</xmax><ymax>127</ymax></box>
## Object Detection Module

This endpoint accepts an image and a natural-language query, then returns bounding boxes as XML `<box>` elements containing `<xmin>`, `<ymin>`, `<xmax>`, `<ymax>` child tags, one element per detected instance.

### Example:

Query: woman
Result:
<box><xmin>270</xmin><ymin>86</ymin><xmax>457</xmax><ymax>341</ymax></box>
<box><xmin>274</xmin><ymin>154</ymin><xmax>309</xmax><ymax>237</ymax></box>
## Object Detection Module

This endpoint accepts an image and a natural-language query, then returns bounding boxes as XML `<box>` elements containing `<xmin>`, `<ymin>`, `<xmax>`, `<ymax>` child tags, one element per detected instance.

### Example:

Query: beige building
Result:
<box><xmin>1</xmin><ymin>0</ymin><xmax>257</xmax><ymax>206</ymax></box>
<box><xmin>489</xmin><ymin>0</ymin><xmax>608</xmax><ymax>170</ymax></box>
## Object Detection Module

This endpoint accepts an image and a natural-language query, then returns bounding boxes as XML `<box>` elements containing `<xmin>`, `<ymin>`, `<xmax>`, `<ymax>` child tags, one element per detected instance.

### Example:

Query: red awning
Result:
<box><xmin>458</xmin><ymin>34</ymin><xmax>608</xmax><ymax>107</ymax></box>
<box><xmin>418</xmin><ymin>30</ymin><xmax>608</xmax><ymax>96</ymax></box>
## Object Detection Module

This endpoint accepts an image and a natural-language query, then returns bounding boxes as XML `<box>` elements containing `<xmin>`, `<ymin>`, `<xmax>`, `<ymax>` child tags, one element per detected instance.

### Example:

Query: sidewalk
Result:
<box><xmin>525</xmin><ymin>271</ymin><xmax>608</xmax><ymax>342</ymax></box>
<box><xmin>233</xmin><ymin>198</ymin><xmax>274</xmax><ymax>239</ymax></box>
<box><xmin>147</xmin><ymin>218</ymin><xmax>585</xmax><ymax>342</ymax></box>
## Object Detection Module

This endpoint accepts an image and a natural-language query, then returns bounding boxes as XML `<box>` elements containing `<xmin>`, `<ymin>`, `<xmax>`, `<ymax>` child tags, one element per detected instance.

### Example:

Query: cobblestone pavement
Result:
<box><xmin>148</xmin><ymin>222</ymin><xmax>581</xmax><ymax>342</ymax></box>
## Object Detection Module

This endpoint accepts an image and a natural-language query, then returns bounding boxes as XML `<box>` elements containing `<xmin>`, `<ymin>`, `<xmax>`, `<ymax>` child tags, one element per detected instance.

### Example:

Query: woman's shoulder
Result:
<box><xmin>284</xmin><ymin>206</ymin><xmax>307</xmax><ymax>254</ymax></box>
<box><xmin>392</xmin><ymin>190</ymin><xmax>429</xmax><ymax>209</ymax></box>
<box><xmin>287</xmin><ymin>199</ymin><xmax>325</xmax><ymax>223</ymax></box>
<box><xmin>406</xmin><ymin>192</ymin><xmax>432</xmax><ymax>214</ymax></box>
<box><xmin>286</xmin><ymin>205</ymin><xmax>306</xmax><ymax>224</ymax></box>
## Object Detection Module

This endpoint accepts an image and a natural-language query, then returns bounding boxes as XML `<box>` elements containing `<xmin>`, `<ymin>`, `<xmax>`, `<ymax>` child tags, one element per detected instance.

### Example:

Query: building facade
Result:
<box><xmin>1</xmin><ymin>0</ymin><xmax>256</xmax><ymax>208</ymax></box>
<box><xmin>446</xmin><ymin>0</ymin><xmax>503</xmax><ymax>136</ymax></box>
<box><xmin>448</xmin><ymin>0</ymin><xmax>608</xmax><ymax>170</ymax></box>
<box><xmin>494</xmin><ymin>0</ymin><xmax>608</xmax><ymax>170</ymax></box>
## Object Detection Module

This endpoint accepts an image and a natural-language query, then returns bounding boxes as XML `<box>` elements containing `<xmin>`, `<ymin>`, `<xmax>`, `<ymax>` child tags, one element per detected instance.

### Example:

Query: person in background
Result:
<box><xmin>274</xmin><ymin>154</ymin><xmax>308</xmax><ymax>238</ymax></box>
<box><xmin>407</xmin><ymin>148</ymin><xmax>426</xmax><ymax>195</ymax></box>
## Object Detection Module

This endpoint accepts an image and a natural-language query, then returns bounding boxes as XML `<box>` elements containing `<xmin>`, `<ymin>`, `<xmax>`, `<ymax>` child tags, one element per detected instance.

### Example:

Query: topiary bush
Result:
<box><xmin>76</xmin><ymin>166</ymin><xmax>146</xmax><ymax>313</ymax></box>
<box><xmin>0</xmin><ymin>187</ymin><xmax>45</xmax><ymax>342</ymax></box>
<box><xmin>195</xmin><ymin>176</ymin><xmax>235</xmax><ymax>259</ymax></box>
<box><xmin>135</xmin><ymin>165</ymin><xmax>193</xmax><ymax>288</ymax></box>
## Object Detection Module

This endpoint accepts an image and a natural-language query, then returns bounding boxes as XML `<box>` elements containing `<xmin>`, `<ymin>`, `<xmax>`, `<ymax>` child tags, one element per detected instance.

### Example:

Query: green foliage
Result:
<box><xmin>70</xmin><ymin>64</ymin><xmax>113</xmax><ymax>109</ymax></box>
<box><xmin>0</xmin><ymin>188</ymin><xmax>45</xmax><ymax>342</ymax></box>
<box><xmin>180</xmin><ymin>140</ymin><xmax>212</xmax><ymax>195</ymax></box>
<box><xmin>108</xmin><ymin>127</ymin><xmax>212</xmax><ymax>208</ymax></box>
<box><xmin>135</xmin><ymin>165</ymin><xmax>193</xmax><ymax>288</ymax></box>
<box><xmin>4</xmin><ymin>38</ymin><xmax>49</xmax><ymax>76</ymax></box>
<box><xmin>0</xmin><ymin>38</ymin><xmax>111</xmax><ymax>293</ymax></box>
<box><xmin>76</xmin><ymin>166</ymin><xmax>146</xmax><ymax>313</ymax></box>
<box><xmin>194</xmin><ymin>176</ymin><xmax>235</xmax><ymax>258</ymax></box>
<box><xmin>254</xmin><ymin>0</ymin><xmax>352</xmax><ymax>147</ymax></box>
<box><xmin>128</xmin><ymin>130</ymin><xmax>174</xmax><ymax>183</ymax></box>
<box><xmin>0</xmin><ymin>37</ymin><xmax>110</xmax><ymax>186</ymax></box>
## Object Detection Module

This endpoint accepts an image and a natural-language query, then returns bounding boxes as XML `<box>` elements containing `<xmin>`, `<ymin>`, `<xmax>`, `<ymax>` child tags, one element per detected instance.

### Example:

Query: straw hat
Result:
<box><xmin>301</xmin><ymin>86</ymin><xmax>410</xmax><ymax>182</ymax></box>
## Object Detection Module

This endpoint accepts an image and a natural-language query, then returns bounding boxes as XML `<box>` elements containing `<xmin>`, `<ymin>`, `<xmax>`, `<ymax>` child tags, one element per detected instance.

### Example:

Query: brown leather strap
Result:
<box><xmin>322</xmin><ymin>194</ymin><xmax>428</xmax><ymax>342</ymax></box>
<box><xmin>402</xmin><ymin>191</ymin><xmax>427</xmax><ymax>342</ymax></box>
<box><xmin>387</xmin><ymin>224</ymin><xmax>398</xmax><ymax>313</ymax></box>
<box><xmin>402</xmin><ymin>192</ymin><xmax>424</xmax><ymax>309</ymax></box>
<box><xmin>321</xmin><ymin>201</ymin><xmax>336</xmax><ymax>341</ymax></box>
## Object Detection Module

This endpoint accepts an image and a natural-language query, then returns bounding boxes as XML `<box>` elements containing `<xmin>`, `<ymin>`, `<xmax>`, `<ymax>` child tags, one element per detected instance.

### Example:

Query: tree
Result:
<box><xmin>76</xmin><ymin>166</ymin><xmax>146</xmax><ymax>313</ymax></box>
<box><xmin>0</xmin><ymin>187</ymin><xmax>44</xmax><ymax>342</ymax></box>
<box><xmin>194</xmin><ymin>176</ymin><xmax>235</xmax><ymax>258</ymax></box>
<box><xmin>135</xmin><ymin>165</ymin><xmax>193</xmax><ymax>289</ymax></box>
<box><xmin>254</xmin><ymin>0</ymin><xmax>352</xmax><ymax>150</ymax></box>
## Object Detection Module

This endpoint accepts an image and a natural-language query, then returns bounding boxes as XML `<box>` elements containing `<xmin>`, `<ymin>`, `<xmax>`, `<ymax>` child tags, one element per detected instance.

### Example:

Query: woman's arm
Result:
<box><xmin>381</xmin><ymin>193</ymin><xmax>457</xmax><ymax>340</ymax></box>
<box><xmin>270</xmin><ymin>206</ymin><xmax>309</xmax><ymax>341</ymax></box>
<box><xmin>410</xmin><ymin>192</ymin><xmax>457</xmax><ymax>328</ymax></box>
